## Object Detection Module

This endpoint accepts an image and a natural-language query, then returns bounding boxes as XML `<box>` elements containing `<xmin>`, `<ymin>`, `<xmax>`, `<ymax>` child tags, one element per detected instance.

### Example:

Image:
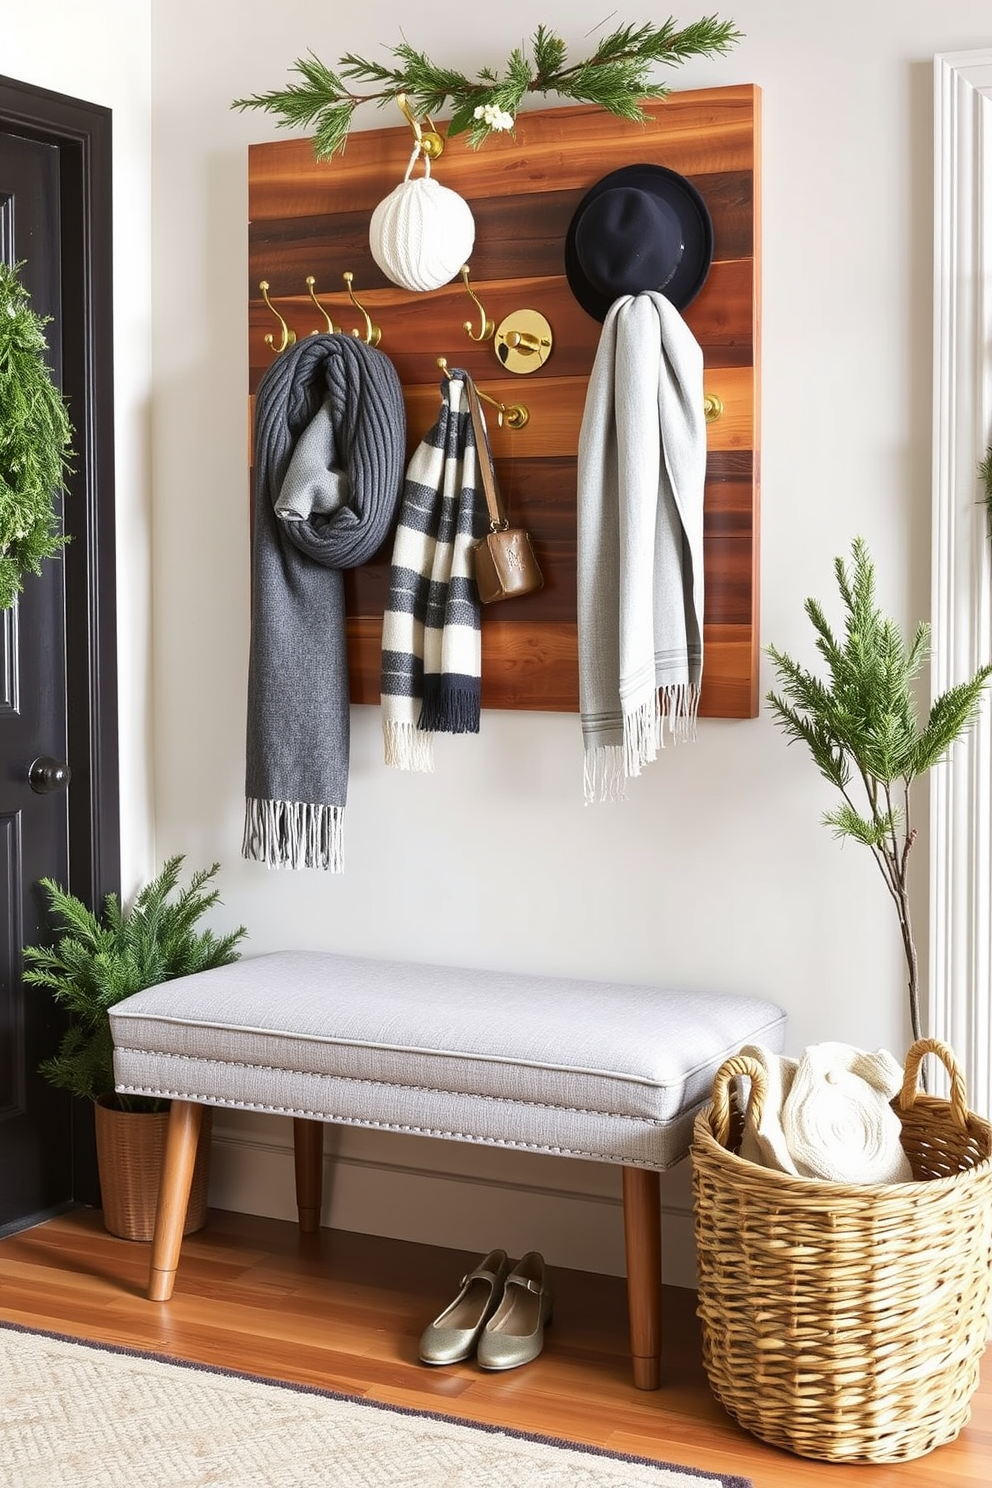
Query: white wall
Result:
<box><xmin>97</xmin><ymin>0</ymin><xmax>992</xmax><ymax>1279</ymax></box>
<box><xmin>4</xmin><ymin>1</ymin><xmax>155</xmax><ymax>889</ymax></box>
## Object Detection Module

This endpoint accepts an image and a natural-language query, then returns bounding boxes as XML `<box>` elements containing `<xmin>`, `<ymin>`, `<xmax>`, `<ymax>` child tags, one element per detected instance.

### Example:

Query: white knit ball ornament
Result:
<box><xmin>369</xmin><ymin>152</ymin><xmax>475</xmax><ymax>293</ymax></box>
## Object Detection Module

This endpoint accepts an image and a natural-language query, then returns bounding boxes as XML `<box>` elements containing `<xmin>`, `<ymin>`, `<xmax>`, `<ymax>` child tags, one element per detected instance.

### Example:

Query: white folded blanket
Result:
<box><xmin>738</xmin><ymin>1043</ymin><xmax>800</xmax><ymax>1173</ymax></box>
<box><xmin>737</xmin><ymin>1041</ymin><xmax>912</xmax><ymax>1184</ymax></box>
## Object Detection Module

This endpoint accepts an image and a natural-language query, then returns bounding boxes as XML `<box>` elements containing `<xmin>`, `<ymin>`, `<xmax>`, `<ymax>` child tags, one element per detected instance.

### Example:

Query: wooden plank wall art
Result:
<box><xmin>247</xmin><ymin>84</ymin><xmax>761</xmax><ymax>716</ymax></box>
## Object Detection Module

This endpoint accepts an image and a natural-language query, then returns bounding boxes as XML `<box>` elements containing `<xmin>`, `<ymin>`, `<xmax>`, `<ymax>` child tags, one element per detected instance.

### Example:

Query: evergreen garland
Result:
<box><xmin>766</xmin><ymin>538</ymin><xmax>992</xmax><ymax>1046</ymax></box>
<box><xmin>0</xmin><ymin>261</ymin><xmax>73</xmax><ymax>610</ymax></box>
<box><xmin>22</xmin><ymin>856</ymin><xmax>248</xmax><ymax>1110</ymax></box>
<box><xmin>232</xmin><ymin>16</ymin><xmax>742</xmax><ymax>157</ymax></box>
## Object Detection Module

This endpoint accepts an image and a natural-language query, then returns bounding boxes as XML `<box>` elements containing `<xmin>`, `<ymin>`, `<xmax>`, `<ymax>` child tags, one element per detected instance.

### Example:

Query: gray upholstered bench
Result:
<box><xmin>109</xmin><ymin>950</ymin><xmax>786</xmax><ymax>1389</ymax></box>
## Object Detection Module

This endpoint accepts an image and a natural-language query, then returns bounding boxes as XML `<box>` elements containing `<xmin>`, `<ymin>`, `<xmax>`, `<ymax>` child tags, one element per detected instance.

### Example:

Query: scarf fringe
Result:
<box><xmin>585</xmin><ymin>683</ymin><xmax>701</xmax><ymax>803</ymax></box>
<box><xmin>419</xmin><ymin>680</ymin><xmax>481</xmax><ymax>736</ymax></box>
<box><xmin>623</xmin><ymin>695</ymin><xmax>660</xmax><ymax>779</ymax></box>
<box><xmin>383</xmin><ymin>721</ymin><xmax>435</xmax><ymax>774</ymax></box>
<box><xmin>243</xmin><ymin>797</ymin><xmax>344</xmax><ymax>872</ymax></box>
<box><xmin>659</xmin><ymin>682</ymin><xmax>701</xmax><ymax>743</ymax></box>
<box><xmin>583</xmin><ymin>745</ymin><xmax>628</xmax><ymax>804</ymax></box>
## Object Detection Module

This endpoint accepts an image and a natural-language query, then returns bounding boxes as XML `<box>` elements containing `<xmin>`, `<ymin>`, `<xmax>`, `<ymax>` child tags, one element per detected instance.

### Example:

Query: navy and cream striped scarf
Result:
<box><xmin>381</xmin><ymin>369</ymin><xmax>486</xmax><ymax>770</ymax></box>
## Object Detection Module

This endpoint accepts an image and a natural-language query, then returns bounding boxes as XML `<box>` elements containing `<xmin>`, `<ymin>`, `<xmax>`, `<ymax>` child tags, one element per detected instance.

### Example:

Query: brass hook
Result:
<box><xmin>395</xmin><ymin>92</ymin><xmax>444</xmax><ymax>161</ymax></box>
<box><xmin>343</xmin><ymin>272</ymin><xmax>381</xmax><ymax>347</ymax></box>
<box><xmin>460</xmin><ymin>265</ymin><xmax>495</xmax><ymax>343</ymax></box>
<box><xmin>306</xmin><ymin>276</ymin><xmax>339</xmax><ymax>335</ymax></box>
<box><xmin>703</xmin><ymin>393</ymin><xmax>724</xmax><ymax>423</ymax></box>
<box><xmin>260</xmin><ymin>280</ymin><xmax>296</xmax><ymax>355</ymax></box>
<box><xmin>437</xmin><ymin>358</ymin><xmax>528</xmax><ymax>430</ymax></box>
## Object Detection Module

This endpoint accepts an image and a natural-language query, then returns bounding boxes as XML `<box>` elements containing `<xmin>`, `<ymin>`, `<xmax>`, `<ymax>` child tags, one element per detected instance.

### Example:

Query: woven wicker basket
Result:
<box><xmin>94</xmin><ymin>1097</ymin><xmax>212</xmax><ymax>1242</ymax></box>
<box><xmin>691</xmin><ymin>1038</ymin><xmax>992</xmax><ymax>1463</ymax></box>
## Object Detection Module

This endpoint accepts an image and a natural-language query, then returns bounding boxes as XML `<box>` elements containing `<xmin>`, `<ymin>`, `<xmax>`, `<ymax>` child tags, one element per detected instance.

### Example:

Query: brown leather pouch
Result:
<box><xmin>465</xmin><ymin>377</ymin><xmax>544</xmax><ymax>604</ymax></box>
<box><xmin>473</xmin><ymin>527</ymin><xmax>544</xmax><ymax>604</ymax></box>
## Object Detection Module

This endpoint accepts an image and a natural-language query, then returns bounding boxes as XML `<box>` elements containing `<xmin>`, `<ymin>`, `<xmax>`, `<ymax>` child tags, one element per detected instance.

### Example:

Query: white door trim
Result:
<box><xmin>931</xmin><ymin>50</ymin><xmax>992</xmax><ymax>1118</ymax></box>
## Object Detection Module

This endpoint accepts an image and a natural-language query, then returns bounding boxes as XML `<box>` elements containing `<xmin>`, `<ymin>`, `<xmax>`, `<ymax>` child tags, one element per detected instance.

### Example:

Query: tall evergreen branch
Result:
<box><xmin>766</xmin><ymin>537</ymin><xmax>992</xmax><ymax>1047</ymax></box>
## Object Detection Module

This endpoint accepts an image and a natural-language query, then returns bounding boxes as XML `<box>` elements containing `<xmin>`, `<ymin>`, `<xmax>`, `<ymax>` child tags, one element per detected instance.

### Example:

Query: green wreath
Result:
<box><xmin>0</xmin><ymin>261</ymin><xmax>73</xmax><ymax>611</ymax></box>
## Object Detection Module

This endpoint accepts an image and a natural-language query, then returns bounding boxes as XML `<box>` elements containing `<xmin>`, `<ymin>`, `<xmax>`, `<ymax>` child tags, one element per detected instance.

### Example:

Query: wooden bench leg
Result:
<box><xmin>293</xmin><ymin>1117</ymin><xmax>324</xmax><ymax>1234</ymax></box>
<box><xmin>622</xmin><ymin>1166</ymin><xmax>662</xmax><ymax>1390</ymax></box>
<box><xmin>148</xmin><ymin>1100</ymin><xmax>203</xmax><ymax>1302</ymax></box>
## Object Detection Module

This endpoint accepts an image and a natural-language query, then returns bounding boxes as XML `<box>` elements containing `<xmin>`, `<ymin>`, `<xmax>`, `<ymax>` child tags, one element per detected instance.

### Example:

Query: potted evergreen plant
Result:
<box><xmin>22</xmin><ymin>856</ymin><xmax>247</xmax><ymax>1240</ymax></box>
<box><xmin>766</xmin><ymin>537</ymin><xmax>992</xmax><ymax>1048</ymax></box>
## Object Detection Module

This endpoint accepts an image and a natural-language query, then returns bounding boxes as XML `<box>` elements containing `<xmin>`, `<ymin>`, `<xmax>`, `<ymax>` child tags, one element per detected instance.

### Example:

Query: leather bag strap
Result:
<box><xmin>465</xmin><ymin>375</ymin><xmax>508</xmax><ymax>531</ymax></box>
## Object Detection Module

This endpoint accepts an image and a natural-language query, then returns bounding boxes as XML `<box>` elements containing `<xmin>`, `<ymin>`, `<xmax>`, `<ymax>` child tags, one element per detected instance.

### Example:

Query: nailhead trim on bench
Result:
<box><xmin>114</xmin><ymin>1083</ymin><xmax>666</xmax><ymax>1164</ymax></box>
<box><xmin>112</xmin><ymin>1048</ymin><xmax>673</xmax><ymax>1125</ymax></box>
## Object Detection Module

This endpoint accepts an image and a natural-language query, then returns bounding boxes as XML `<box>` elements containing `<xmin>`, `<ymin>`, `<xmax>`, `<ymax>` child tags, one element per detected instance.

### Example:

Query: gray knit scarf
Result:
<box><xmin>380</xmin><ymin>368</ymin><xmax>485</xmax><ymax>771</ymax></box>
<box><xmin>244</xmin><ymin>333</ymin><xmax>406</xmax><ymax>871</ymax></box>
<box><xmin>577</xmin><ymin>291</ymin><xmax>706</xmax><ymax>802</ymax></box>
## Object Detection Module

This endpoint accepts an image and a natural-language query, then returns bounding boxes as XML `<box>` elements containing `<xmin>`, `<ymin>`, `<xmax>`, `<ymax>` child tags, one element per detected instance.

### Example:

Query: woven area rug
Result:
<box><xmin>1</xmin><ymin>1322</ymin><xmax>751</xmax><ymax>1488</ymax></box>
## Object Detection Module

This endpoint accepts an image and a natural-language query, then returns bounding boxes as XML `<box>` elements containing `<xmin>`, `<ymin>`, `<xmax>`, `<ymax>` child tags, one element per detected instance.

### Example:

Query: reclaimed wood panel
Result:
<box><xmin>247</xmin><ymin>257</ymin><xmax>756</xmax><ymax>389</ymax></box>
<box><xmin>249</xmin><ymin>366</ymin><xmax>754</xmax><ymax>461</ymax></box>
<box><xmin>248</xmin><ymin>173</ymin><xmax>753</xmax><ymax>301</ymax></box>
<box><xmin>342</xmin><ymin>451</ymin><xmax>755</xmax><ymax>630</ymax></box>
<box><xmin>248</xmin><ymin>87</ymin><xmax>759</xmax><ymax>219</ymax></box>
<box><xmin>248</xmin><ymin>85</ymin><xmax>761</xmax><ymax>716</ymax></box>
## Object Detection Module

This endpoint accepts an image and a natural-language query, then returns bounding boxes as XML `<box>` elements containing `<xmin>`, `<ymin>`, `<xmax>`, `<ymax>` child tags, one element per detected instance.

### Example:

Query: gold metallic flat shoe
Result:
<box><xmin>476</xmin><ymin>1251</ymin><xmax>553</xmax><ymax>1371</ymax></box>
<box><xmin>418</xmin><ymin>1249</ymin><xmax>511</xmax><ymax>1366</ymax></box>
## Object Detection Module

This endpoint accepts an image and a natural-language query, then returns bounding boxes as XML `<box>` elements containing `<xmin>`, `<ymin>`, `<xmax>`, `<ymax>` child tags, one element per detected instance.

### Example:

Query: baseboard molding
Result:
<box><xmin>206</xmin><ymin>1111</ymin><xmax>698</xmax><ymax>1287</ymax></box>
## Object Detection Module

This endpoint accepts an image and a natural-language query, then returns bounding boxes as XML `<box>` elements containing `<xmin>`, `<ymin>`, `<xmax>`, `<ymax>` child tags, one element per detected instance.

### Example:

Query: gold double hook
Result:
<box><xmin>395</xmin><ymin>92</ymin><xmax>444</xmax><ymax>162</ymax></box>
<box><xmin>460</xmin><ymin>265</ymin><xmax>494</xmax><ymax>343</ymax></box>
<box><xmin>343</xmin><ymin>272</ymin><xmax>381</xmax><ymax>346</ymax></box>
<box><xmin>437</xmin><ymin>358</ymin><xmax>528</xmax><ymax>430</ymax></box>
<box><xmin>306</xmin><ymin>276</ymin><xmax>339</xmax><ymax>335</ymax></box>
<box><xmin>260</xmin><ymin>280</ymin><xmax>296</xmax><ymax>355</ymax></box>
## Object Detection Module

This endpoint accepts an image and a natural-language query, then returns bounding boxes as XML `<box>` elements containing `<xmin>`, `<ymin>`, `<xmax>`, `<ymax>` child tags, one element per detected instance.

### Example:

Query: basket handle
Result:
<box><xmin>709</xmin><ymin>1053</ymin><xmax>769</xmax><ymax>1150</ymax></box>
<box><xmin>898</xmin><ymin>1037</ymin><xmax>969</xmax><ymax>1128</ymax></box>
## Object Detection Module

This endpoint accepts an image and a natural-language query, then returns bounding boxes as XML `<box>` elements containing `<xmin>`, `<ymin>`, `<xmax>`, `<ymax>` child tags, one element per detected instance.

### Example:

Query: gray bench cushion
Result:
<box><xmin>110</xmin><ymin>951</ymin><xmax>786</xmax><ymax>1170</ymax></box>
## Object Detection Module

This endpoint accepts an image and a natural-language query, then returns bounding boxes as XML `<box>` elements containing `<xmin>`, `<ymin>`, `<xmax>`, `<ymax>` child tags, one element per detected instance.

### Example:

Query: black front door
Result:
<box><xmin>0</xmin><ymin>129</ymin><xmax>74</xmax><ymax>1228</ymax></box>
<box><xmin>0</xmin><ymin>74</ymin><xmax>120</xmax><ymax>1235</ymax></box>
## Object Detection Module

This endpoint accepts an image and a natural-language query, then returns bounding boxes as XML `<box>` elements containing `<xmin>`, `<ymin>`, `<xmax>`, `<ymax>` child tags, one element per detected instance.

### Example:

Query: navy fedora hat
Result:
<box><xmin>564</xmin><ymin>163</ymin><xmax>714</xmax><ymax>321</ymax></box>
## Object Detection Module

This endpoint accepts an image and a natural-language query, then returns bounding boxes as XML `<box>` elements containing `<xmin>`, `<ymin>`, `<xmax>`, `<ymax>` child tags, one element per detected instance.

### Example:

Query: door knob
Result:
<box><xmin>28</xmin><ymin>756</ymin><xmax>72</xmax><ymax>794</ymax></box>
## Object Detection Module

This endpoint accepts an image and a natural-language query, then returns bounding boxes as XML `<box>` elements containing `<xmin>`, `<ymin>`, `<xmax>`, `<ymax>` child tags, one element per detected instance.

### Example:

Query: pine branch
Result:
<box><xmin>532</xmin><ymin>24</ymin><xmax>567</xmax><ymax>79</ymax></box>
<box><xmin>823</xmin><ymin>800</ymin><xmax>896</xmax><ymax>849</ymax></box>
<box><xmin>231</xmin><ymin>17</ymin><xmax>743</xmax><ymax>157</ymax></box>
<box><xmin>233</xmin><ymin>52</ymin><xmax>355</xmax><ymax>125</ymax></box>
<box><xmin>914</xmin><ymin>666</ymin><xmax>992</xmax><ymax>772</ymax></box>
<box><xmin>765</xmin><ymin>703</ymin><xmax>849</xmax><ymax>794</ymax></box>
<box><xmin>980</xmin><ymin>443</ymin><xmax>992</xmax><ymax>536</ymax></box>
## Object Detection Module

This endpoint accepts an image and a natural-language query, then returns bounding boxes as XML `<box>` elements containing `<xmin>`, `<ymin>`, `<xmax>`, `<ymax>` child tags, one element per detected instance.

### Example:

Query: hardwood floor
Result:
<box><xmin>0</xmin><ymin>1205</ymin><xmax>988</xmax><ymax>1486</ymax></box>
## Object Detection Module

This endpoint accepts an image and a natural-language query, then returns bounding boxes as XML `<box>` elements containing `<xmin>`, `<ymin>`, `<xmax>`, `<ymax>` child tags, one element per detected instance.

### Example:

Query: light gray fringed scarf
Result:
<box><xmin>577</xmin><ymin>290</ymin><xmax>706</xmax><ymax>802</ymax></box>
<box><xmin>244</xmin><ymin>334</ymin><xmax>405</xmax><ymax>870</ymax></box>
<box><xmin>381</xmin><ymin>369</ymin><xmax>485</xmax><ymax>771</ymax></box>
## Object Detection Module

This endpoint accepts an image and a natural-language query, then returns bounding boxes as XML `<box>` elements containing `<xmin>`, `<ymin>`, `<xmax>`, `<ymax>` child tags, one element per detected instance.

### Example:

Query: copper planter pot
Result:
<box><xmin>93</xmin><ymin>1096</ymin><xmax>211</xmax><ymax>1242</ymax></box>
